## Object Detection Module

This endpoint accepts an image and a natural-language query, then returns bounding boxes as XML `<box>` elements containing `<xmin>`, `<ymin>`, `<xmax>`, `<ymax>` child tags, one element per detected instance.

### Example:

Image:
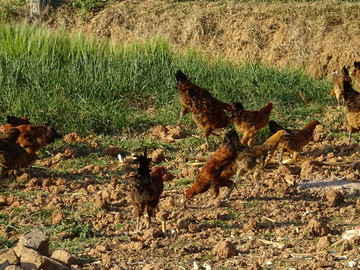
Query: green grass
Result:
<box><xmin>0</xmin><ymin>23</ymin><xmax>332</xmax><ymax>137</ymax></box>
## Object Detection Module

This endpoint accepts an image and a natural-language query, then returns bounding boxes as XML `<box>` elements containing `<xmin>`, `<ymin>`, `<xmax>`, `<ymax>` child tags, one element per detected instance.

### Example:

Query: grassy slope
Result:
<box><xmin>0</xmin><ymin>23</ymin><xmax>332</xmax><ymax>137</ymax></box>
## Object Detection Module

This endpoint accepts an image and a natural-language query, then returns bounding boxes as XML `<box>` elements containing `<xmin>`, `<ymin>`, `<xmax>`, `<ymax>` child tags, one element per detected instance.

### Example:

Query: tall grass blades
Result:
<box><xmin>0</xmin><ymin>23</ymin><xmax>331</xmax><ymax>135</ymax></box>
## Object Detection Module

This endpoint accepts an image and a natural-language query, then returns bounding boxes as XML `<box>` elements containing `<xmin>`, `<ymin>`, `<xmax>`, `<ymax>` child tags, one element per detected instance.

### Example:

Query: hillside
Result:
<box><xmin>33</xmin><ymin>0</ymin><xmax>360</xmax><ymax>78</ymax></box>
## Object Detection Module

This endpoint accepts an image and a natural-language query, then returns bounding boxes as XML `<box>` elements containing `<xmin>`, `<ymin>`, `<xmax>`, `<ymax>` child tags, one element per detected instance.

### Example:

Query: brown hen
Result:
<box><xmin>128</xmin><ymin>149</ymin><xmax>167</xmax><ymax>232</ymax></box>
<box><xmin>184</xmin><ymin>129</ymin><xmax>242</xmax><ymax>207</ymax></box>
<box><xmin>0</xmin><ymin>128</ymin><xmax>37</xmax><ymax>178</ymax></box>
<box><xmin>268</xmin><ymin>120</ymin><xmax>321</xmax><ymax>163</ymax></box>
<box><xmin>230</xmin><ymin>101</ymin><xmax>273</xmax><ymax>146</ymax></box>
<box><xmin>175</xmin><ymin>70</ymin><xmax>231</xmax><ymax>124</ymax></box>
<box><xmin>187</xmin><ymin>88</ymin><xmax>231</xmax><ymax>147</ymax></box>
<box><xmin>14</xmin><ymin>125</ymin><xmax>62</xmax><ymax>154</ymax></box>
<box><xmin>0</xmin><ymin>115</ymin><xmax>32</xmax><ymax>133</ymax></box>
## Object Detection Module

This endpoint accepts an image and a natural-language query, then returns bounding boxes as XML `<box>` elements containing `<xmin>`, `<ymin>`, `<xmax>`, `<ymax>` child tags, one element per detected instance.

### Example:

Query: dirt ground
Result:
<box><xmin>1</xmin><ymin>106</ymin><xmax>359</xmax><ymax>270</ymax></box>
<box><xmin>1</xmin><ymin>1</ymin><xmax>360</xmax><ymax>269</ymax></box>
<box><xmin>41</xmin><ymin>0</ymin><xmax>360</xmax><ymax>79</ymax></box>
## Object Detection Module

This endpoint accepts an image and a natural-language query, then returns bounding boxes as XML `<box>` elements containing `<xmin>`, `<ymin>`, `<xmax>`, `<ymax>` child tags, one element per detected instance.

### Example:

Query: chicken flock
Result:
<box><xmin>1</xmin><ymin>62</ymin><xmax>359</xmax><ymax>233</ymax></box>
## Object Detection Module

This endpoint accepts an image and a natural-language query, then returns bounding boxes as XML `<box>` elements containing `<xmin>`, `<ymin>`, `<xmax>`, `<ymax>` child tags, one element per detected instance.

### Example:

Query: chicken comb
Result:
<box><xmin>175</xmin><ymin>70</ymin><xmax>188</xmax><ymax>82</ymax></box>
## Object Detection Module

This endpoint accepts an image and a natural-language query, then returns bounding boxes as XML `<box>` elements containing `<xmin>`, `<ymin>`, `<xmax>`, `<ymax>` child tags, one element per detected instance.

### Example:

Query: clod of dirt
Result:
<box><xmin>142</xmin><ymin>228</ymin><xmax>163</xmax><ymax>239</ymax></box>
<box><xmin>179</xmin><ymin>167</ymin><xmax>199</xmax><ymax>179</ymax></box>
<box><xmin>102</xmin><ymin>145</ymin><xmax>122</xmax><ymax>156</ymax></box>
<box><xmin>263</xmin><ymin>178</ymin><xmax>291</xmax><ymax>195</ymax></box>
<box><xmin>149</xmin><ymin>125</ymin><xmax>186</xmax><ymax>142</ymax></box>
<box><xmin>51</xmin><ymin>249</ymin><xmax>79</xmax><ymax>266</ymax></box>
<box><xmin>324</xmin><ymin>189</ymin><xmax>344</xmax><ymax>207</ymax></box>
<box><xmin>177</xmin><ymin>219</ymin><xmax>190</xmax><ymax>231</ymax></box>
<box><xmin>301</xmin><ymin>218</ymin><xmax>331</xmax><ymax>239</ymax></box>
<box><xmin>121</xmin><ymin>241</ymin><xmax>144</xmax><ymax>252</ymax></box>
<box><xmin>300</xmin><ymin>160</ymin><xmax>323</xmax><ymax>179</ymax></box>
<box><xmin>277</xmin><ymin>164</ymin><xmax>301</xmax><ymax>175</ymax></box>
<box><xmin>51</xmin><ymin>210</ymin><xmax>65</xmax><ymax>225</ymax></box>
<box><xmin>160</xmin><ymin>197</ymin><xmax>176</xmax><ymax>210</ymax></box>
<box><xmin>151</xmin><ymin>148</ymin><xmax>165</xmax><ymax>163</ymax></box>
<box><xmin>316</xmin><ymin>235</ymin><xmax>332</xmax><ymax>251</ymax></box>
<box><xmin>55</xmin><ymin>147</ymin><xmax>78</xmax><ymax>160</ymax></box>
<box><xmin>14</xmin><ymin>229</ymin><xmax>50</xmax><ymax>257</ymax></box>
<box><xmin>313</xmin><ymin>124</ymin><xmax>330</xmax><ymax>141</ymax></box>
<box><xmin>63</xmin><ymin>132</ymin><xmax>83</xmax><ymax>143</ymax></box>
<box><xmin>243</xmin><ymin>218</ymin><xmax>260</xmax><ymax>233</ymax></box>
<box><xmin>0</xmin><ymin>195</ymin><xmax>7</xmax><ymax>206</ymax></box>
<box><xmin>212</xmin><ymin>240</ymin><xmax>237</xmax><ymax>258</ymax></box>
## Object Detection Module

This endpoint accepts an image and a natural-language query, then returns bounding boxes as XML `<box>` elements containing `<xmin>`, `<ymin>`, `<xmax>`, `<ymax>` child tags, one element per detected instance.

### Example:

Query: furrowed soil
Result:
<box><xmin>1</xmin><ymin>108</ymin><xmax>359</xmax><ymax>270</ymax></box>
<box><xmin>1</xmin><ymin>1</ymin><xmax>360</xmax><ymax>270</ymax></box>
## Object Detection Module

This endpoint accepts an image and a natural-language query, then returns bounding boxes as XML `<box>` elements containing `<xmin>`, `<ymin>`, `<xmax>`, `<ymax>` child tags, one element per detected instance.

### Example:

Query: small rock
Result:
<box><xmin>51</xmin><ymin>210</ymin><xmax>65</xmax><ymax>225</ymax></box>
<box><xmin>212</xmin><ymin>240</ymin><xmax>237</xmax><ymax>258</ymax></box>
<box><xmin>142</xmin><ymin>228</ymin><xmax>163</xmax><ymax>239</ymax></box>
<box><xmin>300</xmin><ymin>160</ymin><xmax>321</xmax><ymax>179</ymax></box>
<box><xmin>316</xmin><ymin>235</ymin><xmax>332</xmax><ymax>251</ymax></box>
<box><xmin>19</xmin><ymin>248</ymin><xmax>54</xmax><ymax>270</ymax></box>
<box><xmin>51</xmin><ymin>250</ymin><xmax>78</xmax><ymax>266</ymax></box>
<box><xmin>301</xmin><ymin>218</ymin><xmax>331</xmax><ymax>239</ymax></box>
<box><xmin>14</xmin><ymin>229</ymin><xmax>50</xmax><ymax>257</ymax></box>
<box><xmin>151</xmin><ymin>149</ymin><xmax>165</xmax><ymax>163</ymax></box>
<box><xmin>324</xmin><ymin>190</ymin><xmax>344</xmax><ymax>207</ymax></box>
<box><xmin>0</xmin><ymin>249</ymin><xmax>19</xmax><ymax>265</ymax></box>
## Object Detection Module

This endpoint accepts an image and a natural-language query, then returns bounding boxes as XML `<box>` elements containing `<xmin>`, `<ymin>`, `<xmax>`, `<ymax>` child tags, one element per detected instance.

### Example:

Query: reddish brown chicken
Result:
<box><xmin>329</xmin><ymin>66</ymin><xmax>352</xmax><ymax>108</ymax></box>
<box><xmin>187</xmin><ymin>88</ymin><xmax>231</xmax><ymax>147</ymax></box>
<box><xmin>175</xmin><ymin>70</ymin><xmax>231</xmax><ymax>124</ymax></box>
<box><xmin>184</xmin><ymin>129</ymin><xmax>242</xmax><ymax>207</ymax></box>
<box><xmin>0</xmin><ymin>115</ymin><xmax>32</xmax><ymax>133</ymax></box>
<box><xmin>221</xmin><ymin>130</ymin><xmax>288</xmax><ymax>184</ymax></box>
<box><xmin>0</xmin><ymin>128</ymin><xmax>37</xmax><ymax>177</ymax></box>
<box><xmin>230</xmin><ymin>101</ymin><xmax>273</xmax><ymax>146</ymax></box>
<box><xmin>268</xmin><ymin>120</ymin><xmax>321</xmax><ymax>163</ymax></box>
<box><xmin>351</xmin><ymin>61</ymin><xmax>360</xmax><ymax>91</ymax></box>
<box><xmin>338</xmin><ymin>65</ymin><xmax>360</xmax><ymax>137</ymax></box>
<box><xmin>14</xmin><ymin>125</ymin><xmax>62</xmax><ymax>154</ymax></box>
<box><xmin>128</xmin><ymin>149</ymin><xmax>167</xmax><ymax>232</ymax></box>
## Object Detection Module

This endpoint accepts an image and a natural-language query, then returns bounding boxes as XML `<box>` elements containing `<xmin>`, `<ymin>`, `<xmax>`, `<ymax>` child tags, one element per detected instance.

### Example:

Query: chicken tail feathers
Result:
<box><xmin>268</xmin><ymin>120</ymin><xmax>285</xmax><ymax>134</ymax></box>
<box><xmin>134</xmin><ymin>148</ymin><xmax>152</xmax><ymax>181</ymax></box>
<box><xmin>175</xmin><ymin>70</ymin><xmax>188</xmax><ymax>82</ymax></box>
<box><xmin>259</xmin><ymin>102</ymin><xmax>273</xmax><ymax>115</ymax></box>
